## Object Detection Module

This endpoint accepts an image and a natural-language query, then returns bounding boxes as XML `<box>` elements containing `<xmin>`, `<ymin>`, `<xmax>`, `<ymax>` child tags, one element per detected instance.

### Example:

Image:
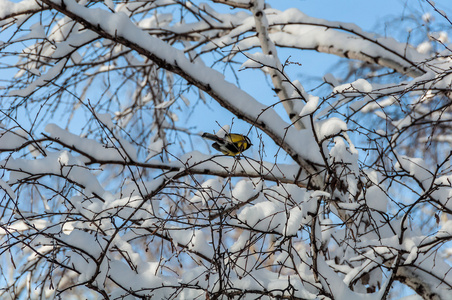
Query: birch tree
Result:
<box><xmin>1</xmin><ymin>0</ymin><xmax>452</xmax><ymax>299</ymax></box>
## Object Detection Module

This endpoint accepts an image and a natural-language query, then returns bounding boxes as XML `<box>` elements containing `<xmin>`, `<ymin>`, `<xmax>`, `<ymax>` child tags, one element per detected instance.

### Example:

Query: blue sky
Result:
<box><xmin>1</xmin><ymin>0</ymin><xmax>450</xmax><ymax>156</ymax></box>
<box><xmin>193</xmin><ymin>0</ymin><xmax>452</xmax><ymax>159</ymax></box>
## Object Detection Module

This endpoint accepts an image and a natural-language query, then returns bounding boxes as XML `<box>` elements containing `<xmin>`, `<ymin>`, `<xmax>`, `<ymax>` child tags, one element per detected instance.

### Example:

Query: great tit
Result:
<box><xmin>202</xmin><ymin>132</ymin><xmax>252</xmax><ymax>156</ymax></box>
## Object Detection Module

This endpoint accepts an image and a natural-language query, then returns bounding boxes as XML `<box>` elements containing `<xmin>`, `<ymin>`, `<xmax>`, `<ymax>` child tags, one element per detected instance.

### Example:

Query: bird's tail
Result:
<box><xmin>201</xmin><ymin>132</ymin><xmax>223</xmax><ymax>142</ymax></box>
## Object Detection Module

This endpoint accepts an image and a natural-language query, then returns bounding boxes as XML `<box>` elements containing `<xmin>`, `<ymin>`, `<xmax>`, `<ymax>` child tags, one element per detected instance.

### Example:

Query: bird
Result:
<box><xmin>202</xmin><ymin>132</ymin><xmax>252</xmax><ymax>156</ymax></box>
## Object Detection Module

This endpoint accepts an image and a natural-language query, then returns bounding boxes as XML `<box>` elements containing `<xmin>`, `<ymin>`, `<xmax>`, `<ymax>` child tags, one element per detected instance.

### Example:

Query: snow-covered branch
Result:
<box><xmin>1</xmin><ymin>0</ymin><xmax>451</xmax><ymax>299</ymax></box>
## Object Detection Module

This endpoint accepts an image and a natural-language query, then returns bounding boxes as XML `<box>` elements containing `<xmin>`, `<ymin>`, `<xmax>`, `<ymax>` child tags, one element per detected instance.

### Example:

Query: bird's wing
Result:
<box><xmin>202</xmin><ymin>132</ymin><xmax>224</xmax><ymax>143</ymax></box>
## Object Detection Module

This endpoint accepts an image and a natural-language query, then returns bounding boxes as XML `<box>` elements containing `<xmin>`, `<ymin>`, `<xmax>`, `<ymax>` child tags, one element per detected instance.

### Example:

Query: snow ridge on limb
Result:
<box><xmin>202</xmin><ymin>7</ymin><xmax>427</xmax><ymax>78</ymax></box>
<box><xmin>0</xmin><ymin>0</ymin><xmax>44</xmax><ymax>20</ymax></box>
<box><xmin>212</xmin><ymin>0</ymin><xmax>252</xmax><ymax>9</ymax></box>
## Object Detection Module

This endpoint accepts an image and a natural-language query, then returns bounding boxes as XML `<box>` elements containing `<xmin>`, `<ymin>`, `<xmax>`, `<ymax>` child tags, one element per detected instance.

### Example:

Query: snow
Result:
<box><xmin>0</xmin><ymin>0</ymin><xmax>41</xmax><ymax>19</ymax></box>
<box><xmin>323</xmin><ymin>73</ymin><xmax>339</xmax><ymax>86</ymax></box>
<box><xmin>241</xmin><ymin>52</ymin><xmax>278</xmax><ymax>70</ymax></box>
<box><xmin>422</xmin><ymin>12</ymin><xmax>433</xmax><ymax>23</ymax></box>
<box><xmin>96</xmin><ymin>112</ymin><xmax>115</xmax><ymax>130</ymax></box>
<box><xmin>147</xmin><ymin>138</ymin><xmax>164</xmax><ymax>158</ymax></box>
<box><xmin>57</xmin><ymin>150</ymin><xmax>70</xmax><ymax>165</ymax></box>
<box><xmin>104</xmin><ymin>0</ymin><xmax>114</xmax><ymax>10</ymax></box>
<box><xmin>237</xmin><ymin>201</ymin><xmax>281</xmax><ymax>231</ymax></box>
<box><xmin>230</xmin><ymin>231</ymin><xmax>251</xmax><ymax>252</ymax></box>
<box><xmin>225</xmin><ymin>7</ymin><xmax>427</xmax><ymax>77</ymax></box>
<box><xmin>333</xmin><ymin>78</ymin><xmax>373</xmax><ymax>94</ymax></box>
<box><xmin>169</xmin><ymin>228</ymin><xmax>214</xmax><ymax>259</ymax></box>
<box><xmin>231</xmin><ymin>179</ymin><xmax>260</xmax><ymax>203</ymax></box>
<box><xmin>45</xmin><ymin>123</ymin><xmax>137</xmax><ymax>162</ymax></box>
<box><xmin>365</xmin><ymin>185</ymin><xmax>388</xmax><ymax>212</ymax></box>
<box><xmin>108</xmin><ymin>260</ymin><xmax>169</xmax><ymax>297</ymax></box>
<box><xmin>190</xmin><ymin>178</ymin><xmax>225</xmax><ymax>205</ymax></box>
<box><xmin>215</xmin><ymin>124</ymin><xmax>230</xmax><ymax>138</ymax></box>
<box><xmin>438</xmin><ymin>220</ymin><xmax>452</xmax><ymax>238</ymax></box>
<box><xmin>428</xmin><ymin>172</ymin><xmax>452</xmax><ymax>210</ymax></box>
<box><xmin>103</xmin><ymin>195</ymin><xmax>144</xmax><ymax>215</ymax></box>
<box><xmin>399</xmin><ymin>295</ymin><xmax>422</xmax><ymax>300</ymax></box>
<box><xmin>417</xmin><ymin>41</ymin><xmax>432</xmax><ymax>54</ymax></box>
<box><xmin>320</xmin><ymin>218</ymin><xmax>334</xmax><ymax>247</ymax></box>
<box><xmin>0</xmin><ymin>128</ymin><xmax>28</xmax><ymax>150</ymax></box>
<box><xmin>359</xmin><ymin>96</ymin><xmax>397</xmax><ymax>113</ymax></box>
<box><xmin>395</xmin><ymin>155</ymin><xmax>434</xmax><ymax>189</ymax></box>
<box><xmin>285</xmin><ymin>206</ymin><xmax>304</xmax><ymax>235</ymax></box>
<box><xmin>5</xmin><ymin>150</ymin><xmax>107</xmax><ymax>198</ymax></box>
<box><xmin>9</xmin><ymin>59</ymin><xmax>68</xmax><ymax>97</ymax></box>
<box><xmin>317</xmin><ymin>255</ymin><xmax>380</xmax><ymax>300</ymax></box>
<box><xmin>155</xmin><ymin>98</ymin><xmax>176</xmax><ymax>109</ymax></box>
<box><xmin>299</xmin><ymin>95</ymin><xmax>319</xmax><ymax>117</ymax></box>
<box><xmin>235</xmin><ymin>186</ymin><xmax>319</xmax><ymax>236</ymax></box>
<box><xmin>392</xmin><ymin>115</ymin><xmax>412</xmax><ymax>130</ymax></box>
<box><xmin>137</xmin><ymin>13</ymin><xmax>173</xmax><ymax>30</ymax></box>
<box><xmin>404</xmin><ymin>246</ymin><xmax>419</xmax><ymax>265</ymax></box>
<box><xmin>12</xmin><ymin>23</ymin><xmax>46</xmax><ymax>41</ymax></box>
<box><xmin>329</xmin><ymin>137</ymin><xmax>360</xmax><ymax>197</ymax></box>
<box><xmin>317</xmin><ymin>117</ymin><xmax>347</xmax><ymax>139</ymax></box>
<box><xmin>430</xmin><ymin>31</ymin><xmax>449</xmax><ymax>44</ymax></box>
<box><xmin>0</xmin><ymin>219</ymin><xmax>47</xmax><ymax>235</ymax></box>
